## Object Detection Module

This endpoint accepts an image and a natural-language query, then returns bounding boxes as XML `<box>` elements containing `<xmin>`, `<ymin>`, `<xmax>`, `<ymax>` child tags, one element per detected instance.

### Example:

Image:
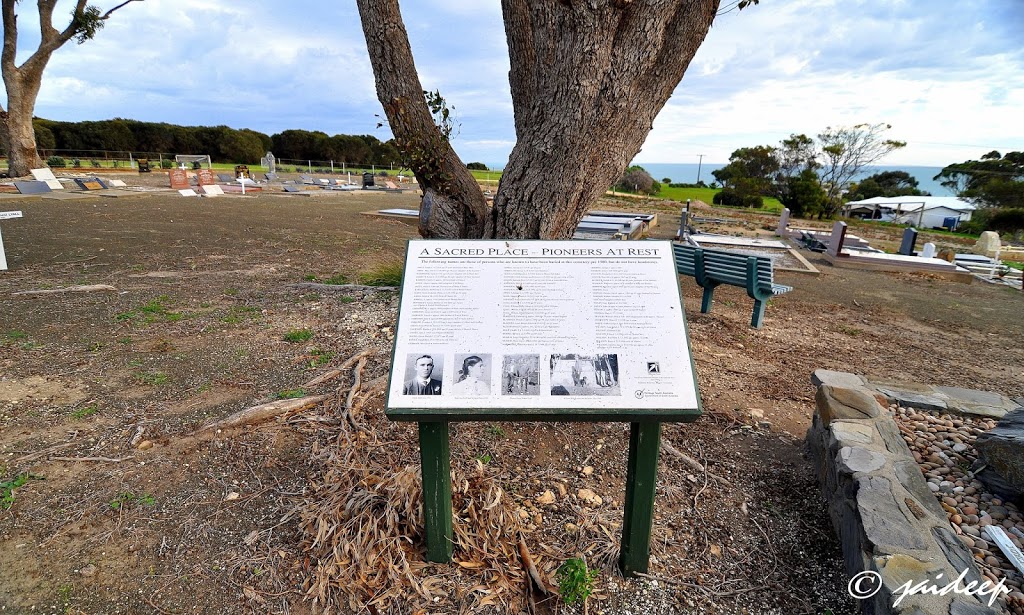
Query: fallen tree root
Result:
<box><xmin>14</xmin><ymin>284</ymin><xmax>117</xmax><ymax>296</ymax></box>
<box><xmin>201</xmin><ymin>395</ymin><xmax>329</xmax><ymax>431</ymax></box>
<box><xmin>303</xmin><ymin>348</ymin><xmax>375</xmax><ymax>389</ymax></box>
<box><xmin>661</xmin><ymin>439</ymin><xmax>733</xmax><ymax>487</ymax></box>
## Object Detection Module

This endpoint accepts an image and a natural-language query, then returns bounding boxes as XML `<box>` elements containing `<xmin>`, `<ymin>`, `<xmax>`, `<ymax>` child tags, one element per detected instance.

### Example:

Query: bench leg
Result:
<box><xmin>700</xmin><ymin>286</ymin><xmax>715</xmax><ymax>313</ymax></box>
<box><xmin>750</xmin><ymin>298</ymin><xmax>767</xmax><ymax>329</ymax></box>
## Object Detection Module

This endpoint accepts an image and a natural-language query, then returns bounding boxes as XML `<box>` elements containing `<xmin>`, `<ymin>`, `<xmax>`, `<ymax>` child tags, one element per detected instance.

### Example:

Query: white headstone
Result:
<box><xmin>200</xmin><ymin>184</ymin><xmax>224</xmax><ymax>196</ymax></box>
<box><xmin>921</xmin><ymin>242</ymin><xmax>936</xmax><ymax>259</ymax></box>
<box><xmin>178</xmin><ymin>189</ymin><xmax>198</xmax><ymax>197</ymax></box>
<box><xmin>107</xmin><ymin>179</ymin><xmax>127</xmax><ymax>187</ymax></box>
<box><xmin>31</xmin><ymin>168</ymin><xmax>63</xmax><ymax>190</ymax></box>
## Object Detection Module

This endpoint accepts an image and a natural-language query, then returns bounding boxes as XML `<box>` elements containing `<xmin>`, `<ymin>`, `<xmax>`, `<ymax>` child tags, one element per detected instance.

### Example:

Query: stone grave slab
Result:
<box><xmin>196</xmin><ymin>169</ymin><xmax>217</xmax><ymax>185</ymax></box>
<box><xmin>14</xmin><ymin>181</ymin><xmax>52</xmax><ymax>195</ymax></box>
<box><xmin>169</xmin><ymin>169</ymin><xmax>190</xmax><ymax>190</ymax></box>
<box><xmin>30</xmin><ymin>168</ymin><xmax>63</xmax><ymax>190</ymax></box>
<box><xmin>178</xmin><ymin>189</ymin><xmax>198</xmax><ymax>197</ymax></box>
<box><xmin>200</xmin><ymin>185</ymin><xmax>223</xmax><ymax>196</ymax></box>
<box><xmin>106</xmin><ymin>179</ymin><xmax>127</xmax><ymax>187</ymax></box>
<box><xmin>74</xmin><ymin>178</ymin><xmax>107</xmax><ymax>191</ymax></box>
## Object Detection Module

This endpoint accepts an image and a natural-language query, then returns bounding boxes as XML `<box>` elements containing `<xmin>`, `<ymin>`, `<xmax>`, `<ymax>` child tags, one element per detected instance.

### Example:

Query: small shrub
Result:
<box><xmin>161</xmin><ymin>159</ymin><xmax>173</xmax><ymax>169</ymax></box>
<box><xmin>46</xmin><ymin>155</ymin><xmax>66</xmax><ymax>168</ymax></box>
<box><xmin>90</xmin><ymin>159</ymin><xmax>101</xmax><ymax>168</ymax></box>
<box><xmin>467</xmin><ymin>162</ymin><xmax>488</xmax><ymax>171</ymax></box>
<box><xmin>556</xmin><ymin>558</ymin><xmax>599</xmax><ymax>605</ymax></box>
<box><xmin>72</xmin><ymin>158</ymin><xmax>81</xmax><ymax>168</ymax></box>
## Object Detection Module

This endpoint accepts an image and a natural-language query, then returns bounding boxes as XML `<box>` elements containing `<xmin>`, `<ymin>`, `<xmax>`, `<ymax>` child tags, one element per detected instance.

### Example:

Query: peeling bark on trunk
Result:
<box><xmin>358</xmin><ymin>0</ymin><xmax>720</xmax><ymax>239</ymax></box>
<box><xmin>3</xmin><ymin>70</ymin><xmax>46</xmax><ymax>175</ymax></box>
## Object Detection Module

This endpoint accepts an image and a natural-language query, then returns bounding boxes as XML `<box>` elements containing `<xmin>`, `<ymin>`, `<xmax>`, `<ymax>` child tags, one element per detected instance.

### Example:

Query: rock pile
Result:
<box><xmin>893</xmin><ymin>405</ymin><xmax>1024</xmax><ymax>613</ymax></box>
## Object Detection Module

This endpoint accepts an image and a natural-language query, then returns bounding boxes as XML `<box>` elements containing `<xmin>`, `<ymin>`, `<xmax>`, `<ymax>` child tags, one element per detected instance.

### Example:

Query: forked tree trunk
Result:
<box><xmin>358</xmin><ymin>0</ymin><xmax>720</xmax><ymax>239</ymax></box>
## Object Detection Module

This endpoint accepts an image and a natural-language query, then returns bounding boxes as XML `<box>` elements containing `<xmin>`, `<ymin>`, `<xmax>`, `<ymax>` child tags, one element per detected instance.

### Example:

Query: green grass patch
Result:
<box><xmin>220</xmin><ymin>305</ymin><xmax>260</xmax><ymax>324</ymax></box>
<box><xmin>654</xmin><ymin>185</ymin><xmax>783</xmax><ymax>213</ymax></box>
<box><xmin>109</xmin><ymin>492</ymin><xmax>156</xmax><ymax>510</ymax></box>
<box><xmin>1</xmin><ymin>473</ymin><xmax>38</xmax><ymax>510</ymax></box>
<box><xmin>1004</xmin><ymin>260</ymin><xmax>1023</xmax><ymax>271</ymax></box>
<box><xmin>308</xmin><ymin>349</ymin><xmax>334</xmax><ymax>368</ymax></box>
<box><xmin>283</xmin><ymin>328</ymin><xmax>313</xmax><ymax>343</ymax></box>
<box><xmin>358</xmin><ymin>263</ymin><xmax>403</xmax><ymax>287</ymax></box>
<box><xmin>136</xmin><ymin>371</ymin><xmax>170</xmax><ymax>386</ymax></box>
<box><xmin>275</xmin><ymin>388</ymin><xmax>307</xmax><ymax>399</ymax></box>
<box><xmin>71</xmin><ymin>405</ymin><xmax>99</xmax><ymax>420</ymax></box>
<box><xmin>3</xmin><ymin>330</ymin><xmax>29</xmax><ymax>343</ymax></box>
<box><xmin>339</xmin><ymin>296</ymin><xmax>355</xmax><ymax>304</ymax></box>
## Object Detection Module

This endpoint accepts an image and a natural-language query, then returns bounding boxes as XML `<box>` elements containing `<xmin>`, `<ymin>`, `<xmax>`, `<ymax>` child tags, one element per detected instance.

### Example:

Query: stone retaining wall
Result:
<box><xmin>806</xmin><ymin>370</ymin><xmax>1005</xmax><ymax>614</ymax></box>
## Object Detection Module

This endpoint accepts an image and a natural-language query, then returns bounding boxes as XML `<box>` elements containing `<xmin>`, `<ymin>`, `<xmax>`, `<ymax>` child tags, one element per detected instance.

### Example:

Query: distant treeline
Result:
<box><xmin>30</xmin><ymin>118</ymin><xmax>402</xmax><ymax>165</ymax></box>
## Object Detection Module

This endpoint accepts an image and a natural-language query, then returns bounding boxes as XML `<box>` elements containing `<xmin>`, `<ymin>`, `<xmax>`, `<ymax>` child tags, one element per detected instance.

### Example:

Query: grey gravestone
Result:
<box><xmin>827</xmin><ymin>221</ymin><xmax>847</xmax><ymax>257</ymax></box>
<box><xmin>974</xmin><ymin>407</ymin><xmax>1024</xmax><ymax>500</ymax></box>
<box><xmin>217</xmin><ymin>174</ymin><xmax>233</xmax><ymax>183</ymax></box>
<box><xmin>776</xmin><ymin>207</ymin><xmax>790</xmax><ymax>235</ymax></box>
<box><xmin>898</xmin><ymin>227</ymin><xmax>919</xmax><ymax>255</ymax></box>
<box><xmin>14</xmin><ymin>181</ymin><xmax>51</xmax><ymax>195</ymax></box>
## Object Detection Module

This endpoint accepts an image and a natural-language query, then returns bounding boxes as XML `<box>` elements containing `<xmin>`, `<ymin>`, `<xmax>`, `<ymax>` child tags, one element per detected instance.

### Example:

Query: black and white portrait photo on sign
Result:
<box><xmin>501</xmin><ymin>354</ymin><xmax>540</xmax><ymax>396</ymax></box>
<box><xmin>549</xmin><ymin>353</ymin><xmax>620</xmax><ymax>396</ymax></box>
<box><xmin>452</xmin><ymin>353</ymin><xmax>492</xmax><ymax>396</ymax></box>
<box><xmin>402</xmin><ymin>353</ymin><xmax>444</xmax><ymax>395</ymax></box>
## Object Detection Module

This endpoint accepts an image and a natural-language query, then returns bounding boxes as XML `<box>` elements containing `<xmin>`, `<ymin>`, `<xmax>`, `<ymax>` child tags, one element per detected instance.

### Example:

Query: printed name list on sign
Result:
<box><xmin>386</xmin><ymin>239</ymin><xmax>700</xmax><ymax>419</ymax></box>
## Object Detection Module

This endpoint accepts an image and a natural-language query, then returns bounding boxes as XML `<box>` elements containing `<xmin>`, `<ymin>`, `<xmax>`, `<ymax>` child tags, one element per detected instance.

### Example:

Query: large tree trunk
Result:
<box><xmin>358</xmin><ymin>0</ymin><xmax>720</xmax><ymax>240</ymax></box>
<box><xmin>2</xmin><ymin>70</ymin><xmax>46</xmax><ymax>176</ymax></box>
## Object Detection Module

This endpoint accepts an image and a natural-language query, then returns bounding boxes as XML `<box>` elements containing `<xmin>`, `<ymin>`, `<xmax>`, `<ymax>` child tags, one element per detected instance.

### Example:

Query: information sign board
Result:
<box><xmin>386</xmin><ymin>239</ymin><xmax>700</xmax><ymax>421</ymax></box>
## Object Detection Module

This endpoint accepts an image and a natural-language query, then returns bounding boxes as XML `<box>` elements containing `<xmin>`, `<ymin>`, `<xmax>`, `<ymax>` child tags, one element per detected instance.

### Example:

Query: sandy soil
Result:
<box><xmin>0</xmin><ymin>173</ymin><xmax>1021</xmax><ymax>614</ymax></box>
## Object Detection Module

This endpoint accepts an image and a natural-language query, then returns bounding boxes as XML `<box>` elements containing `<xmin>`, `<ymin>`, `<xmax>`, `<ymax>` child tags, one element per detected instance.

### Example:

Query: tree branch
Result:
<box><xmin>356</xmin><ymin>0</ymin><xmax>489</xmax><ymax>238</ymax></box>
<box><xmin>1</xmin><ymin>0</ymin><xmax>18</xmax><ymax>74</ymax></box>
<box><xmin>100</xmin><ymin>0</ymin><xmax>141</xmax><ymax>19</ymax></box>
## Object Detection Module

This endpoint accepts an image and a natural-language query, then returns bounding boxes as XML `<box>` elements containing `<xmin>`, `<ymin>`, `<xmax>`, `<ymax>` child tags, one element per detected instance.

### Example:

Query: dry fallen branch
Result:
<box><xmin>661</xmin><ymin>438</ymin><xmax>733</xmax><ymax>487</ymax></box>
<box><xmin>518</xmin><ymin>537</ymin><xmax>550</xmax><ymax>596</ymax></box>
<box><xmin>200</xmin><ymin>395</ymin><xmax>328</xmax><ymax>431</ymax></box>
<box><xmin>14</xmin><ymin>284</ymin><xmax>117</xmax><ymax>296</ymax></box>
<box><xmin>287</xmin><ymin>282</ymin><xmax>398</xmax><ymax>293</ymax></box>
<box><xmin>50</xmin><ymin>455</ymin><xmax>133</xmax><ymax>463</ymax></box>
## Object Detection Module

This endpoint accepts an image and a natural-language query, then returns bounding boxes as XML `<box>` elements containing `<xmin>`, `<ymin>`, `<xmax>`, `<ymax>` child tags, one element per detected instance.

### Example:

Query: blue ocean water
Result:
<box><xmin>634</xmin><ymin>163</ymin><xmax>952</xmax><ymax>196</ymax></box>
<box><xmin>484</xmin><ymin>162</ymin><xmax>952</xmax><ymax>196</ymax></box>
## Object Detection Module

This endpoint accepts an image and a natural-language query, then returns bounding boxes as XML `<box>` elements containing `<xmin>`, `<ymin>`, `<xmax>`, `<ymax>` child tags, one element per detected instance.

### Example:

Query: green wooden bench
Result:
<box><xmin>672</xmin><ymin>243</ymin><xmax>793</xmax><ymax>328</ymax></box>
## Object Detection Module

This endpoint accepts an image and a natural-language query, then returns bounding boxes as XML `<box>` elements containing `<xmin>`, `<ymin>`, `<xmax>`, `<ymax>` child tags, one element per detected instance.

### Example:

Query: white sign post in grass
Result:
<box><xmin>0</xmin><ymin>210</ymin><xmax>24</xmax><ymax>271</ymax></box>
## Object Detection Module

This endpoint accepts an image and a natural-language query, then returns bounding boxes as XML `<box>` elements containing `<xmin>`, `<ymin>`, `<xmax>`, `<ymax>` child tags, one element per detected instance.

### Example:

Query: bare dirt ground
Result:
<box><xmin>0</xmin><ymin>174</ymin><xmax>1022</xmax><ymax>614</ymax></box>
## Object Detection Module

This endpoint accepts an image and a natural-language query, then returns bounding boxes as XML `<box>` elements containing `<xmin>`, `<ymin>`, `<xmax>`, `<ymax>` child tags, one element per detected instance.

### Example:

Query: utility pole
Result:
<box><xmin>696</xmin><ymin>154</ymin><xmax>704</xmax><ymax>185</ymax></box>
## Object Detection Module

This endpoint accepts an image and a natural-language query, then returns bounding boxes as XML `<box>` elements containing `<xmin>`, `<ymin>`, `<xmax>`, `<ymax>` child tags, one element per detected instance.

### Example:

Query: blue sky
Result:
<box><xmin>9</xmin><ymin>0</ymin><xmax>1024</xmax><ymax>166</ymax></box>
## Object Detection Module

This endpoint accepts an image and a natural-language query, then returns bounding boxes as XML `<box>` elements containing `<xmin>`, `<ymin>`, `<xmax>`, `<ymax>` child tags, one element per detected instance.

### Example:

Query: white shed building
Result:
<box><xmin>843</xmin><ymin>196</ymin><xmax>976</xmax><ymax>229</ymax></box>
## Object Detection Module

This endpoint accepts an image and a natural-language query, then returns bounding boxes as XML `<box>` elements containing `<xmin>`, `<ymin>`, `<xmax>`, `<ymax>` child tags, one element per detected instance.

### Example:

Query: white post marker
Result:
<box><xmin>0</xmin><ymin>210</ymin><xmax>25</xmax><ymax>271</ymax></box>
<box><xmin>985</xmin><ymin>526</ymin><xmax>1024</xmax><ymax>576</ymax></box>
<box><xmin>238</xmin><ymin>177</ymin><xmax>246</xmax><ymax>195</ymax></box>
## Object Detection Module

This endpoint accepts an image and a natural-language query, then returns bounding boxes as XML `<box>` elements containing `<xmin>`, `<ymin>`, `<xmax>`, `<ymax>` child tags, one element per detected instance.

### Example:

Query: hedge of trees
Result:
<box><xmin>30</xmin><ymin>118</ymin><xmax>402</xmax><ymax>166</ymax></box>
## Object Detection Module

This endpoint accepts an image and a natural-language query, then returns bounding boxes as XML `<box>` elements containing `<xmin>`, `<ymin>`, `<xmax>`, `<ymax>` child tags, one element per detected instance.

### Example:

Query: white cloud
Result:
<box><xmin>5</xmin><ymin>0</ymin><xmax>1021</xmax><ymax>167</ymax></box>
